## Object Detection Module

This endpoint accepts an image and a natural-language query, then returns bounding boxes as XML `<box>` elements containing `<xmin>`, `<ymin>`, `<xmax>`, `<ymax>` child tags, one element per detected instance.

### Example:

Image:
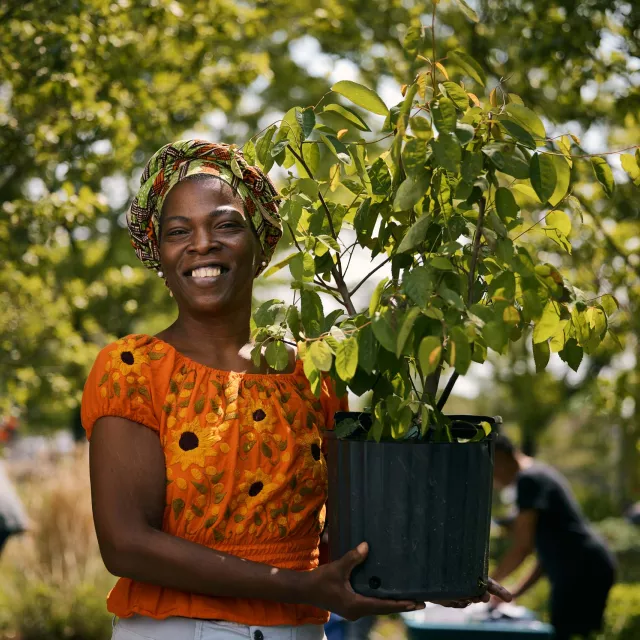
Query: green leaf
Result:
<box><xmin>335</xmin><ymin>338</ymin><xmax>359</xmax><ymax>381</ymax></box>
<box><xmin>403</xmin><ymin>267</ymin><xmax>434</xmax><ymax>307</ymax></box>
<box><xmin>271</xmin><ymin>139</ymin><xmax>289</xmax><ymax>158</ymax></box>
<box><xmin>431</xmin><ymin>98</ymin><xmax>457</xmax><ymax>133</ymax></box>
<box><xmin>358</xmin><ymin>324</ymin><xmax>377</xmax><ymax>374</ymax></box>
<box><xmin>500</xmin><ymin>148</ymin><xmax>531</xmax><ymax>179</ymax></box>
<box><xmin>482</xmin><ymin>321</ymin><xmax>508</xmax><ymax>353</ymax></box>
<box><xmin>591</xmin><ymin>156</ymin><xmax>615</xmax><ymax>197</ymax></box>
<box><xmin>309</xmin><ymin>340</ymin><xmax>333</xmax><ymax>371</ymax></box>
<box><xmin>320</xmin><ymin>134</ymin><xmax>352</xmax><ymax>165</ymax></box>
<box><xmin>332</xmin><ymin>80</ymin><xmax>389</xmax><ymax>116</ymax></box>
<box><xmin>621</xmin><ymin>153</ymin><xmax>640</xmax><ymax>186</ymax></box>
<box><xmin>548</xmin><ymin>155</ymin><xmax>571</xmax><ymax>206</ymax></box>
<box><xmin>263</xmin><ymin>252</ymin><xmax>297</xmax><ymax>278</ymax></box>
<box><xmin>369</xmin><ymin>277</ymin><xmax>388</xmax><ymax>316</ymax></box>
<box><xmin>559</xmin><ymin>338</ymin><xmax>583</xmax><ymax>372</ymax></box>
<box><xmin>600</xmin><ymin>294</ymin><xmax>619</xmax><ymax>316</ymax></box>
<box><xmin>431</xmin><ymin>132</ymin><xmax>461</xmax><ymax>172</ymax></box>
<box><xmin>403</xmin><ymin>24</ymin><xmax>426</xmax><ymax>58</ymax></box>
<box><xmin>264</xmin><ymin>341</ymin><xmax>289</xmax><ymax>371</ymax></box>
<box><xmin>402</xmin><ymin>138</ymin><xmax>427</xmax><ymax>178</ymax></box>
<box><xmin>296</xmin><ymin>108</ymin><xmax>316</xmax><ymax>140</ymax></box>
<box><xmin>371</xmin><ymin>312</ymin><xmax>397</xmax><ymax>353</ymax></box>
<box><xmin>418</xmin><ymin>336</ymin><xmax>442</xmax><ymax>375</ymax></box>
<box><xmin>443</xmin><ymin>81</ymin><xmax>469</xmax><ymax>110</ymax></box>
<box><xmin>397</xmin><ymin>214</ymin><xmax>431</xmax><ymax>253</ymax></box>
<box><xmin>503</xmin><ymin>104</ymin><xmax>546</xmax><ymax>140</ymax></box>
<box><xmin>499</xmin><ymin>118</ymin><xmax>536</xmax><ymax>149</ymax></box>
<box><xmin>396</xmin><ymin>307</ymin><xmax>421</xmax><ymax>357</ymax></box>
<box><xmin>256</xmin><ymin>124</ymin><xmax>276</xmax><ymax>169</ymax></box>
<box><xmin>449</xmin><ymin>326</ymin><xmax>471</xmax><ymax>375</ymax></box>
<box><xmin>322</xmin><ymin>103</ymin><xmax>371</xmax><ymax>131</ymax></box>
<box><xmin>530</xmin><ymin>153</ymin><xmax>557</xmax><ymax>203</ymax></box>
<box><xmin>447</xmin><ymin>50</ymin><xmax>486</xmax><ymax>87</ymax></box>
<box><xmin>455</xmin><ymin>123</ymin><xmax>475</xmax><ymax>146</ymax></box>
<box><xmin>242</xmin><ymin>139</ymin><xmax>256</xmax><ymax>165</ymax></box>
<box><xmin>368</xmin><ymin>157</ymin><xmax>392</xmax><ymax>195</ymax></box>
<box><xmin>454</xmin><ymin>0</ymin><xmax>479</xmax><ymax>22</ymax></box>
<box><xmin>302</xmin><ymin>142</ymin><xmax>320</xmax><ymax>175</ymax></box>
<box><xmin>301</xmin><ymin>290</ymin><xmax>324</xmax><ymax>338</ymax></box>
<box><xmin>254</xmin><ymin>299</ymin><xmax>285</xmax><ymax>327</ymax></box>
<box><xmin>533</xmin><ymin>301</ymin><xmax>561</xmax><ymax>343</ymax></box>
<box><xmin>495</xmin><ymin>187</ymin><xmax>520</xmax><ymax>221</ymax></box>
<box><xmin>393</xmin><ymin>175</ymin><xmax>429</xmax><ymax>212</ymax></box>
<box><xmin>532</xmin><ymin>340</ymin><xmax>550</xmax><ymax>372</ymax></box>
<box><xmin>439</xmin><ymin>285</ymin><xmax>465</xmax><ymax>310</ymax></box>
<box><xmin>409</xmin><ymin>116</ymin><xmax>433</xmax><ymax>140</ymax></box>
<box><xmin>430</xmin><ymin>256</ymin><xmax>454</xmax><ymax>271</ymax></box>
<box><xmin>545</xmin><ymin>210</ymin><xmax>571</xmax><ymax>236</ymax></box>
<box><xmin>462</xmin><ymin>152</ymin><xmax>483</xmax><ymax>183</ymax></box>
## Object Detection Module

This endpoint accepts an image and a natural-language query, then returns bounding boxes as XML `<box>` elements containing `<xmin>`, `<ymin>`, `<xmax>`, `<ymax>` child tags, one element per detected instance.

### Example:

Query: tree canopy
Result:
<box><xmin>1</xmin><ymin>0</ymin><xmax>639</xmax><ymax>503</ymax></box>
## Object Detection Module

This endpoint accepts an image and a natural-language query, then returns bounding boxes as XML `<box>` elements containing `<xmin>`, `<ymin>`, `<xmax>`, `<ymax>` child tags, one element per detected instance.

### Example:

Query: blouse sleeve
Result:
<box><xmin>320</xmin><ymin>376</ymin><xmax>349</xmax><ymax>431</ymax></box>
<box><xmin>81</xmin><ymin>339</ymin><xmax>161</xmax><ymax>440</ymax></box>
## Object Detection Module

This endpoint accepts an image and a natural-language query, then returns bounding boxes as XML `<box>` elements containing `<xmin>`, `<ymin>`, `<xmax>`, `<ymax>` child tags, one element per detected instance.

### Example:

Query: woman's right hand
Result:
<box><xmin>304</xmin><ymin>542</ymin><xmax>425</xmax><ymax>621</ymax></box>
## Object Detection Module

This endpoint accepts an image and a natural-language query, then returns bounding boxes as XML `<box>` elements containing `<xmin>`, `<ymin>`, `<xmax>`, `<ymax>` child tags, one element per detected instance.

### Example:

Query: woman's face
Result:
<box><xmin>158</xmin><ymin>177</ymin><xmax>261</xmax><ymax>317</ymax></box>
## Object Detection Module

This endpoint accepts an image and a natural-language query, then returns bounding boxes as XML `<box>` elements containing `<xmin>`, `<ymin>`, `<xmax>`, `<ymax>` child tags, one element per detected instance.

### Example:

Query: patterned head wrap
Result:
<box><xmin>127</xmin><ymin>140</ymin><xmax>282</xmax><ymax>275</ymax></box>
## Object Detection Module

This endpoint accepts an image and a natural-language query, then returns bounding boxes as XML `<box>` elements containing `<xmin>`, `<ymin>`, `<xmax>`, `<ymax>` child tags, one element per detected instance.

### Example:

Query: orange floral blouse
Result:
<box><xmin>81</xmin><ymin>334</ymin><xmax>346</xmax><ymax>626</ymax></box>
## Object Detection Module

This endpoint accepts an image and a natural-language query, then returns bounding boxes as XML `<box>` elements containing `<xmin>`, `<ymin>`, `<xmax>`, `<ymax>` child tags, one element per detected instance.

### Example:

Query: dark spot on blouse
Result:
<box><xmin>120</xmin><ymin>351</ymin><xmax>135</xmax><ymax>365</ymax></box>
<box><xmin>248</xmin><ymin>481</ymin><xmax>264</xmax><ymax>497</ymax></box>
<box><xmin>179</xmin><ymin>431</ymin><xmax>199</xmax><ymax>451</ymax></box>
<box><xmin>253</xmin><ymin>409</ymin><xmax>266</xmax><ymax>422</ymax></box>
<box><xmin>311</xmin><ymin>443</ymin><xmax>321</xmax><ymax>461</ymax></box>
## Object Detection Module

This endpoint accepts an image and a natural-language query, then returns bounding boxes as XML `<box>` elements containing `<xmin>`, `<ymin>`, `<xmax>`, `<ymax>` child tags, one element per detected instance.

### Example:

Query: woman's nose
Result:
<box><xmin>189</xmin><ymin>227</ymin><xmax>221</xmax><ymax>254</ymax></box>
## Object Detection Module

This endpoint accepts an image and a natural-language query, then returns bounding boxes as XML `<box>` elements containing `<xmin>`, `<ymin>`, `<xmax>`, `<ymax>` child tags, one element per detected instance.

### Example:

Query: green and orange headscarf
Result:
<box><xmin>128</xmin><ymin>140</ymin><xmax>282</xmax><ymax>275</ymax></box>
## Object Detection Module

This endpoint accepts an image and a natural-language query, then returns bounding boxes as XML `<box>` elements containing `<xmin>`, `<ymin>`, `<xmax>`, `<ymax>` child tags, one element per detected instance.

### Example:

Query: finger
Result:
<box><xmin>339</xmin><ymin>542</ymin><xmax>369</xmax><ymax>576</ymax></box>
<box><xmin>354</xmin><ymin>595</ymin><xmax>425</xmax><ymax>615</ymax></box>
<box><xmin>487</xmin><ymin>578</ymin><xmax>513</xmax><ymax>602</ymax></box>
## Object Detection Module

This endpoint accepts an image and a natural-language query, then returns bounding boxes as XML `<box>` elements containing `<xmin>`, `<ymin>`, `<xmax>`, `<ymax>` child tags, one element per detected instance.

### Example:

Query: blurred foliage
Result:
<box><xmin>0</xmin><ymin>0</ymin><xmax>638</xmax><ymax>501</ymax></box>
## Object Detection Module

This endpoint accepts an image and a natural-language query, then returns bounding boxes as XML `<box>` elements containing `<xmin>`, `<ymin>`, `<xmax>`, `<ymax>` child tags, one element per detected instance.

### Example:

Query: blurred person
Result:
<box><xmin>83</xmin><ymin>141</ymin><xmax>510</xmax><ymax>640</ymax></box>
<box><xmin>490</xmin><ymin>433</ymin><xmax>615</xmax><ymax>640</ymax></box>
<box><xmin>0</xmin><ymin>414</ymin><xmax>28</xmax><ymax>555</ymax></box>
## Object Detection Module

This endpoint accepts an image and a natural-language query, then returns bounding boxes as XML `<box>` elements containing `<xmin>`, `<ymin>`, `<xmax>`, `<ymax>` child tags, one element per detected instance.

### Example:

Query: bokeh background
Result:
<box><xmin>1</xmin><ymin>0</ymin><xmax>639</xmax><ymax>638</ymax></box>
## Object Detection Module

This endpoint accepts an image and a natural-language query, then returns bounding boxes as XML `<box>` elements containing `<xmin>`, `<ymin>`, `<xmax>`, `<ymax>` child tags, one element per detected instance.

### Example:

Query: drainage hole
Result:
<box><xmin>369</xmin><ymin>576</ymin><xmax>382</xmax><ymax>590</ymax></box>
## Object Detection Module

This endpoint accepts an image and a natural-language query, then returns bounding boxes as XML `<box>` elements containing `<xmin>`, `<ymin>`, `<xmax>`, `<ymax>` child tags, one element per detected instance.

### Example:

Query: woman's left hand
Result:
<box><xmin>431</xmin><ymin>578</ymin><xmax>512</xmax><ymax>609</ymax></box>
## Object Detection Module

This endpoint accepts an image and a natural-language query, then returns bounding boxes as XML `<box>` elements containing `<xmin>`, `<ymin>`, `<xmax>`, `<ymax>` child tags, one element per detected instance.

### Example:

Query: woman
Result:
<box><xmin>82</xmin><ymin>140</ymin><xmax>510</xmax><ymax>640</ymax></box>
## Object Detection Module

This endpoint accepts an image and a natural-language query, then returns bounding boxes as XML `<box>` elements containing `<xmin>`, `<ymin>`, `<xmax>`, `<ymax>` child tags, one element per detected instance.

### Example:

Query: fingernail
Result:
<box><xmin>406</xmin><ymin>604</ymin><xmax>416</xmax><ymax>611</ymax></box>
<box><xmin>415</xmin><ymin>603</ymin><xmax>426</xmax><ymax>610</ymax></box>
<box><xmin>356</xmin><ymin>542</ymin><xmax>368</xmax><ymax>554</ymax></box>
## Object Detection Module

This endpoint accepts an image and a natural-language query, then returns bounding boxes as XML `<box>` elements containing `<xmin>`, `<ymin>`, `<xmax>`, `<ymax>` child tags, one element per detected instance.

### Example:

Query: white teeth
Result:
<box><xmin>191</xmin><ymin>266</ymin><xmax>222</xmax><ymax>278</ymax></box>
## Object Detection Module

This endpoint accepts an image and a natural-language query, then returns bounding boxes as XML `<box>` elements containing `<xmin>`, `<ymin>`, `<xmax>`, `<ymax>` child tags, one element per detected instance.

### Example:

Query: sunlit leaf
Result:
<box><xmin>418</xmin><ymin>336</ymin><xmax>442</xmax><ymax>375</ymax></box>
<box><xmin>591</xmin><ymin>156</ymin><xmax>615</xmax><ymax>198</ymax></box>
<box><xmin>335</xmin><ymin>337</ymin><xmax>359</xmax><ymax>381</ymax></box>
<box><xmin>503</xmin><ymin>104</ymin><xmax>546</xmax><ymax>141</ymax></box>
<box><xmin>331</xmin><ymin>80</ymin><xmax>389</xmax><ymax>116</ymax></box>
<box><xmin>447</xmin><ymin>50</ymin><xmax>486</xmax><ymax>86</ymax></box>
<box><xmin>322</xmin><ymin>103</ymin><xmax>371</xmax><ymax>131</ymax></box>
<box><xmin>530</xmin><ymin>153</ymin><xmax>557</xmax><ymax>203</ymax></box>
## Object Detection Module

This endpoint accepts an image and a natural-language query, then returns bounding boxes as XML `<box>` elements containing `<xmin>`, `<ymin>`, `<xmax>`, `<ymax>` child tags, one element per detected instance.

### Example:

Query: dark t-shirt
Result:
<box><xmin>516</xmin><ymin>462</ymin><xmax>615</xmax><ymax>586</ymax></box>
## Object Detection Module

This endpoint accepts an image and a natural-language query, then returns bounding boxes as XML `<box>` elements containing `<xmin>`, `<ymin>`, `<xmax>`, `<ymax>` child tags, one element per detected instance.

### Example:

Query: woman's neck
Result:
<box><xmin>158</xmin><ymin>308</ymin><xmax>254</xmax><ymax>371</ymax></box>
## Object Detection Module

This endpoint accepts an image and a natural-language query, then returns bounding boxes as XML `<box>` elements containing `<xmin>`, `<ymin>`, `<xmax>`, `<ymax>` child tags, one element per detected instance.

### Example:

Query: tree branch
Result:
<box><xmin>349</xmin><ymin>257</ymin><xmax>392</xmax><ymax>296</ymax></box>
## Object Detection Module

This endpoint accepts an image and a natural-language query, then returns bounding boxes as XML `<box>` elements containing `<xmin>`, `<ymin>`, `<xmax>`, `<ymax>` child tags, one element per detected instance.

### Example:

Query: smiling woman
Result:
<box><xmin>80</xmin><ymin>140</ymin><xmax>448</xmax><ymax>640</ymax></box>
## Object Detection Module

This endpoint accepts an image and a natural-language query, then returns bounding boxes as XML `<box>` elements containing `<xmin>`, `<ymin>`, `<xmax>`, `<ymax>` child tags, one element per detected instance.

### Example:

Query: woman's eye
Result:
<box><xmin>167</xmin><ymin>228</ymin><xmax>187</xmax><ymax>236</ymax></box>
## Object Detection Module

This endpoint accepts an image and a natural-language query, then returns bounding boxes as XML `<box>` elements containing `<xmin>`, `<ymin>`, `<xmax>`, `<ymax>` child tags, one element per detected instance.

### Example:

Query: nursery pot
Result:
<box><xmin>325</xmin><ymin>413</ymin><xmax>496</xmax><ymax>601</ymax></box>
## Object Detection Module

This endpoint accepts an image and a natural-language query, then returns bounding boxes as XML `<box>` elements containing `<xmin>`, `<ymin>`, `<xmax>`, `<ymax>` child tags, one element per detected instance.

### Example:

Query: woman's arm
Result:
<box><xmin>512</xmin><ymin>562</ymin><xmax>544</xmax><ymax>599</ymax></box>
<box><xmin>89</xmin><ymin>416</ymin><xmax>423</xmax><ymax>620</ymax></box>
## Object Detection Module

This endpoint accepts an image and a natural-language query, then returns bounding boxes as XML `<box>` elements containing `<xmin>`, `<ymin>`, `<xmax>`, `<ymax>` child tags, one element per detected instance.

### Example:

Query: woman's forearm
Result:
<box><xmin>104</xmin><ymin>525</ymin><xmax>314</xmax><ymax>605</ymax></box>
<box><xmin>492</xmin><ymin>544</ymin><xmax>532</xmax><ymax>583</ymax></box>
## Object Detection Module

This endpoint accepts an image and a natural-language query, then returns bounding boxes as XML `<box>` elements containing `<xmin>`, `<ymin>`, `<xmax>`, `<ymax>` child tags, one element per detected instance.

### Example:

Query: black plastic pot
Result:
<box><xmin>325</xmin><ymin>413</ymin><xmax>496</xmax><ymax>601</ymax></box>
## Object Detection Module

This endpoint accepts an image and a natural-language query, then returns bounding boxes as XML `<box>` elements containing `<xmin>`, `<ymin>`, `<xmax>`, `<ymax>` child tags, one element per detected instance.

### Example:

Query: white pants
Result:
<box><xmin>112</xmin><ymin>614</ymin><xmax>326</xmax><ymax>640</ymax></box>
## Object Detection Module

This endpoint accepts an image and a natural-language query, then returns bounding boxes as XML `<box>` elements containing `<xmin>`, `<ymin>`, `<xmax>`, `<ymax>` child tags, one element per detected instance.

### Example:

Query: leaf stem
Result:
<box><xmin>437</xmin><ymin>197</ymin><xmax>486</xmax><ymax>411</ymax></box>
<box><xmin>286</xmin><ymin>145</ymin><xmax>357</xmax><ymax>315</ymax></box>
